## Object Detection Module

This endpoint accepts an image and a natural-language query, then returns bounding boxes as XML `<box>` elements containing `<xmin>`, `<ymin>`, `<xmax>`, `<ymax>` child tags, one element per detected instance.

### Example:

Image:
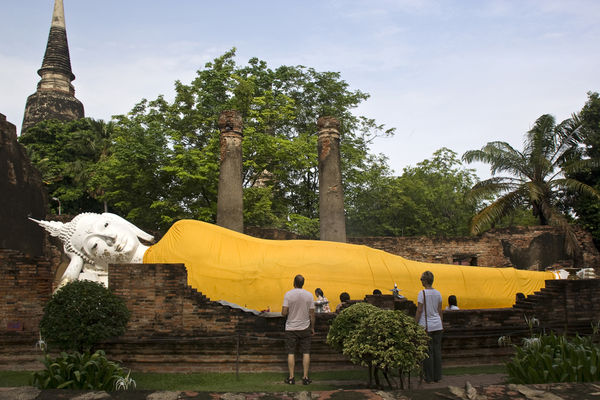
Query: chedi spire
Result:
<box><xmin>21</xmin><ymin>0</ymin><xmax>84</xmax><ymax>134</ymax></box>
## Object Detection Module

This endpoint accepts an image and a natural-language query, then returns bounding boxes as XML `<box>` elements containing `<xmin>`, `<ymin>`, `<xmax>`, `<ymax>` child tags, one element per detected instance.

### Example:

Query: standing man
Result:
<box><xmin>282</xmin><ymin>274</ymin><xmax>315</xmax><ymax>385</ymax></box>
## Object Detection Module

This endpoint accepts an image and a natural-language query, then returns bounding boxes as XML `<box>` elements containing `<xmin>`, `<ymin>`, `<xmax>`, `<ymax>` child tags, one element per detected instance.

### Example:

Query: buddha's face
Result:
<box><xmin>71</xmin><ymin>214</ymin><xmax>142</xmax><ymax>267</ymax></box>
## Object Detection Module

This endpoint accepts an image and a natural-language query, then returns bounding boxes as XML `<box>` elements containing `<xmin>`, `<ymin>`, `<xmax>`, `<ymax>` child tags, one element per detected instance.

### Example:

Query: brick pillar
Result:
<box><xmin>317</xmin><ymin>116</ymin><xmax>346</xmax><ymax>242</ymax></box>
<box><xmin>217</xmin><ymin>110</ymin><xmax>244</xmax><ymax>232</ymax></box>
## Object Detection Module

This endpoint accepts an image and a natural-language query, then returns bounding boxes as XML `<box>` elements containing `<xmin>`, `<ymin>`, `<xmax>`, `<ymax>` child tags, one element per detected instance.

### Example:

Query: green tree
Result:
<box><xmin>347</xmin><ymin>148</ymin><xmax>478</xmax><ymax>237</ymax></box>
<box><xmin>568</xmin><ymin>92</ymin><xmax>600</xmax><ymax>247</ymax></box>
<box><xmin>19</xmin><ymin>118</ymin><xmax>113</xmax><ymax>215</ymax></box>
<box><xmin>100</xmin><ymin>49</ymin><xmax>393</xmax><ymax>234</ymax></box>
<box><xmin>463</xmin><ymin>114</ymin><xmax>600</xmax><ymax>260</ymax></box>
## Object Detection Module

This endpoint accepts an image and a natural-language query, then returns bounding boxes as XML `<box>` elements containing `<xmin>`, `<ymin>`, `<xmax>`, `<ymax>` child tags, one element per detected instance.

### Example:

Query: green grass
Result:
<box><xmin>0</xmin><ymin>365</ymin><xmax>506</xmax><ymax>392</ymax></box>
<box><xmin>0</xmin><ymin>371</ymin><xmax>32</xmax><ymax>387</ymax></box>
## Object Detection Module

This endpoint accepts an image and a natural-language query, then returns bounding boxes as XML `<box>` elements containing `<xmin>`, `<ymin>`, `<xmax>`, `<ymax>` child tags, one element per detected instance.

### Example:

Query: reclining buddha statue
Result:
<box><xmin>32</xmin><ymin>212</ymin><xmax>572</xmax><ymax>311</ymax></box>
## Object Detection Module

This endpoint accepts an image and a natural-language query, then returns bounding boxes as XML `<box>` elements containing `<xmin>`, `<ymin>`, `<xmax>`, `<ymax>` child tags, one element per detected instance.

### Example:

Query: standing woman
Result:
<box><xmin>415</xmin><ymin>270</ymin><xmax>443</xmax><ymax>383</ymax></box>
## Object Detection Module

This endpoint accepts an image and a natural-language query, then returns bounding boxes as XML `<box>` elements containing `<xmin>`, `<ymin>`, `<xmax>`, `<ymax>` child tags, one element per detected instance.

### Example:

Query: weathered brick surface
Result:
<box><xmin>99</xmin><ymin>264</ymin><xmax>600</xmax><ymax>371</ymax></box>
<box><xmin>2</xmin><ymin>235</ymin><xmax>600</xmax><ymax>371</ymax></box>
<box><xmin>349</xmin><ymin>225</ymin><xmax>599</xmax><ymax>270</ymax></box>
<box><xmin>0</xmin><ymin>249</ymin><xmax>52</xmax><ymax>334</ymax></box>
<box><xmin>0</xmin><ymin>113</ymin><xmax>47</xmax><ymax>256</ymax></box>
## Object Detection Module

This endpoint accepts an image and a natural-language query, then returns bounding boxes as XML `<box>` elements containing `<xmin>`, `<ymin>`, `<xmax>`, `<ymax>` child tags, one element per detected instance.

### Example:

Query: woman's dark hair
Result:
<box><xmin>448</xmin><ymin>295</ymin><xmax>457</xmax><ymax>307</ymax></box>
<box><xmin>372</xmin><ymin>289</ymin><xmax>382</xmax><ymax>295</ymax></box>
<box><xmin>315</xmin><ymin>288</ymin><xmax>324</xmax><ymax>297</ymax></box>
<box><xmin>339</xmin><ymin>292</ymin><xmax>350</xmax><ymax>302</ymax></box>
<box><xmin>516</xmin><ymin>292</ymin><xmax>526</xmax><ymax>301</ymax></box>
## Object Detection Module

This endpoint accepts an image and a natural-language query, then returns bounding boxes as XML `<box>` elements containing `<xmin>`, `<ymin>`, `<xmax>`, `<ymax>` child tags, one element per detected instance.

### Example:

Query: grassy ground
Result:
<box><xmin>0</xmin><ymin>365</ymin><xmax>506</xmax><ymax>392</ymax></box>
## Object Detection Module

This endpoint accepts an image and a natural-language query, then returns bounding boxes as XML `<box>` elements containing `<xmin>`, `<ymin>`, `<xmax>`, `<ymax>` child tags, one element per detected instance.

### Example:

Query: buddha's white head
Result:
<box><xmin>31</xmin><ymin>213</ymin><xmax>153</xmax><ymax>284</ymax></box>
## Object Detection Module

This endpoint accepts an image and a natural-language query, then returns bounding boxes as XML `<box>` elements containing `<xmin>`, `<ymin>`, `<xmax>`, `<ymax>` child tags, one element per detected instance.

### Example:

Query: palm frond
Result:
<box><xmin>561</xmin><ymin>157</ymin><xmax>600</xmax><ymax>175</ymax></box>
<box><xmin>550</xmin><ymin>177</ymin><xmax>600</xmax><ymax>199</ymax></box>
<box><xmin>463</xmin><ymin>142</ymin><xmax>528</xmax><ymax>177</ymax></box>
<box><xmin>469</xmin><ymin>189</ymin><xmax>524</xmax><ymax>235</ymax></box>
<box><xmin>549</xmin><ymin>114</ymin><xmax>583</xmax><ymax>167</ymax></box>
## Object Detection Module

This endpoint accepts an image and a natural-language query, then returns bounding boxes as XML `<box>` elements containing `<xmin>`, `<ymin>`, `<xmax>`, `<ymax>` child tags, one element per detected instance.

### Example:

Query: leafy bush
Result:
<box><xmin>506</xmin><ymin>333</ymin><xmax>600</xmax><ymax>383</ymax></box>
<box><xmin>31</xmin><ymin>350</ymin><xmax>134</xmax><ymax>390</ymax></box>
<box><xmin>326</xmin><ymin>302</ymin><xmax>380</xmax><ymax>351</ymax></box>
<box><xmin>343</xmin><ymin>309</ymin><xmax>429</xmax><ymax>372</ymax></box>
<box><xmin>39</xmin><ymin>280</ymin><xmax>130</xmax><ymax>352</ymax></box>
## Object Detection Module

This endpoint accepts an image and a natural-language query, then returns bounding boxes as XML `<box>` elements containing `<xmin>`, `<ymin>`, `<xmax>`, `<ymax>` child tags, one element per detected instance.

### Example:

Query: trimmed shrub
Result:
<box><xmin>343</xmin><ymin>309</ymin><xmax>429</xmax><ymax>372</ymax></box>
<box><xmin>31</xmin><ymin>350</ymin><xmax>134</xmax><ymax>390</ymax></box>
<box><xmin>326</xmin><ymin>302</ymin><xmax>380</xmax><ymax>351</ymax></box>
<box><xmin>39</xmin><ymin>280</ymin><xmax>130</xmax><ymax>352</ymax></box>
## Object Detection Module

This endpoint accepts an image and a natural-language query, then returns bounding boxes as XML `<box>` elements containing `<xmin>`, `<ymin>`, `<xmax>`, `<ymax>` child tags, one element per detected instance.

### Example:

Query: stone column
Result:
<box><xmin>217</xmin><ymin>110</ymin><xmax>244</xmax><ymax>232</ymax></box>
<box><xmin>317</xmin><ymin>116</ymin><xmax>346</xmax><ymax>242</ymax></box>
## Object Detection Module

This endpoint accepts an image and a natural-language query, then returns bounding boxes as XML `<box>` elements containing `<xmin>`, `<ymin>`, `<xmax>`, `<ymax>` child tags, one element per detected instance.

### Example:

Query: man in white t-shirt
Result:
<box><xmin>282</xmin><ymin>274</ymin><xmax>315</xmax><ymax>385</ymax></box>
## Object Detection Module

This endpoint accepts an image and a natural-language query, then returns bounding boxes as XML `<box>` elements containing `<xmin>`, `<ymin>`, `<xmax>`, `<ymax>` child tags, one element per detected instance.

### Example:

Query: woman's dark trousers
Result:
<box><xmin>423</xmin><ymin>330</ymin><xmax>443</xmax><ymax>382</ymax></box>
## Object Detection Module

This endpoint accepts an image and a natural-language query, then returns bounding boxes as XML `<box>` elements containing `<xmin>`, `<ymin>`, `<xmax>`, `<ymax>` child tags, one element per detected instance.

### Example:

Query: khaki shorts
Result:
<box><xmin>285</xmin><ymin>328</ymin><xmax>312</xmax><ymax>354</ymax></box>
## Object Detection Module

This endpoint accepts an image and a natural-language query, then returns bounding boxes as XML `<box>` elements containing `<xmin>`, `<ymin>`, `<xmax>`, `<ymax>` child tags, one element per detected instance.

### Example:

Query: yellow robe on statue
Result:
<box><xmin>143</xmin><ymin>220</ymin><xmax>557</xmax><ymax>311</ymax></box>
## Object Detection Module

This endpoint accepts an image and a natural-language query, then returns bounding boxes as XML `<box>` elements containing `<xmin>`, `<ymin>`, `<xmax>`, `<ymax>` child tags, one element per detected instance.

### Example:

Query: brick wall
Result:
<box><xmin>2</xmin><ymin>261</ymin><xmax>600</xmax><ymax>372</ymax></box>
<box><xmin>0</xmin><ymin>249</ymin><xmax>52</xmax><ymax>333</ymax></box>
<box><xmin>349</xmin><ymin>225</ymin><xmax>600</xmax><ymax>270</ymax></box>
<box><xmin>0</xmin><ymin>113</ymin><xmax>47</xmax><ymax>256</ymax></box>
<box><xmin>100</xmin><ymin>264</ymin><xmax>600</xmax><ymax>371</ymax></box>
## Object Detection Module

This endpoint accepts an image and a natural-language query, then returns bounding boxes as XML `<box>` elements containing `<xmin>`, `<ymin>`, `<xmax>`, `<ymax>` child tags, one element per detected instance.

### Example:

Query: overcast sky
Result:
<box><xmin>1</xmin><ymin>0</ymin><xmax>599</xmax><ymax>179</ymax></box>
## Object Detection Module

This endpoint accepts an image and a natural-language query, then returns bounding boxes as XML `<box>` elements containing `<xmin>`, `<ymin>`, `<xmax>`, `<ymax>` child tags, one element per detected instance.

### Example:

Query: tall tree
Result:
<box><xmin>347</xmin><ymin>148</ymin><xmax>478</xmax><ymax>237</ymax></box>
<box><xmin>462</xmin><ymin>114</ymin><xmax>600</xmax><ymax>259</ymax></box>
<box><xmin>98</xmin><ymin>49</ymin><xmax>394</xmax><ymax>234</ymax></box>
<box><xmin>567</xmin><ymin>92</ymin><xmax>600</xmax><ymax>247</ymax></box>
<box><xmin>19</xmin><ymin>118</ymin><xmax>112</xmax><ymax>215</ymax></box>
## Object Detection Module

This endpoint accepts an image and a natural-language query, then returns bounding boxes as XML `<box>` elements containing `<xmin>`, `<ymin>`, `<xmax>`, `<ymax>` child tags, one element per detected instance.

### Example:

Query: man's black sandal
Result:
<box><xmin>302</xmin><ymin>377</ymin><xmax>312</xmax><ymax>385</ymax></box>
<box><xmin>285</xmin><ymin>377</ymin><xmax>295</xmax><ymax>384</ymax></box>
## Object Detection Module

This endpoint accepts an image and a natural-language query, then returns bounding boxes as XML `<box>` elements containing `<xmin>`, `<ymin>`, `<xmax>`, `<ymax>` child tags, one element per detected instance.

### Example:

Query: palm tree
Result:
<box><xmin>462</xmin><ymin>114</ymin><xmax>600</xmax><ymax>260</ymax></box>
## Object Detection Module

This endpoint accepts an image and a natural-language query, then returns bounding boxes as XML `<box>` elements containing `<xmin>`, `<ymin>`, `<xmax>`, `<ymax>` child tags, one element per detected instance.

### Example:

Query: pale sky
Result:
<box><xmin>1</xmin><ymin>0</ymin><xmax>599</xmax><ymax>179</ymax></box>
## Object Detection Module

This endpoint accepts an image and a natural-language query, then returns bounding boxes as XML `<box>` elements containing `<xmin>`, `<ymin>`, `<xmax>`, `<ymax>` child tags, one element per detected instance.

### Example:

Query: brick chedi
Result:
<box><xmin>21</xmin><ymin>0</ymin><xmax>84</xmax><ymax>133</ymax></box>
<box><xmin>0</xmin><ymin>114</ymin><xmax>46</xmax><ymax>256</ymax></box>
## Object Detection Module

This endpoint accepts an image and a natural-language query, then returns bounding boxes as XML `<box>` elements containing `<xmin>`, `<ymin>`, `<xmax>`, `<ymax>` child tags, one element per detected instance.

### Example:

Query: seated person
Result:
<box><xmin>335</xmin><ymin>292</ymin><xmax>350</xmax><ymax>313</ymax></box>
<box><xmin>314</xmin><ymin>288</ymin><xmax>331</xmax><ymax>313</ymax></box>
<box><xmin>446</xmin><ymin>295</ymin><xmax>459</xmax><ymax>310</ymax></box>
<box><xmin>32</xmin><ymin>213</ymin><xmax>567</xmax><ymax>311</ymax></box>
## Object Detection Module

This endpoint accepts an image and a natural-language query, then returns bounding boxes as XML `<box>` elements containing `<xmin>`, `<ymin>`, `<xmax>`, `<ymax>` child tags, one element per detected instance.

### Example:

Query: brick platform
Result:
<box><xmin>2</xmin><ymin>255</ymin><xmax>600</xmax><ymax>372</ymax></box>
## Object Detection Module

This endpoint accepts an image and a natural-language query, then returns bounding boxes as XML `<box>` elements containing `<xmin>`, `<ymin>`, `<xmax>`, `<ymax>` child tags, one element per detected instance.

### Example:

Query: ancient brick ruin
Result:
<box><xmin>2</xmin><ymin>258</ymin><xmax>600</xmax><ymax>372</ymax></box>
<box><xmin>21</xmin><ymin>0</ymin><xmax>84</xmax><ymax>133</ymax></box>
<box><xmin>0</xmin><ymin>114</ymin><xmax>47</xmax><ymax>256</ymax></box>
<box><xmin>350</xmin><ymin>225</ymin><xmax>599</xmax><ymax>270</ymax></box>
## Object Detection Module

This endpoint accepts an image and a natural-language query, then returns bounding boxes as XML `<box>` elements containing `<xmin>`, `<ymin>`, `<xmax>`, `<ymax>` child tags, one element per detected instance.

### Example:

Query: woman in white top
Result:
<box><xmin>446</xmin><ymin>295</ymin><xmax>459</xmax><ymax>310</ymax></box>
<box><xmin>415</xmin><ymin>270</ymin><xmax>443</xmax><ymax>383</ymax></box>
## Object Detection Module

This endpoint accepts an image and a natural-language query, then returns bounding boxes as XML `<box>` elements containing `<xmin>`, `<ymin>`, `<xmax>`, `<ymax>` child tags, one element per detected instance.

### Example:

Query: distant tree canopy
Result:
<box><xmin>22</xmin><ymin>49</ymin><xmax>395</xmax><ymax>236</ymax></box>
<box><xmin>346</xmin><ymin>148</ymin><xmax>479</xmax><ymax>237</ymax></box>
<box><xmin>20</xmin><ymin>49</ymin><xmax>597</xmax><ymax>241</ymax></box>
<box><xmin>19</xmin><ymin>118</ymin><xmax>113</xmax><ymax>215</ymax></box>
<box><xmin>566</xmin><ymin>92</ymin><xmax>600</xmax><ymax>247</ymax></box>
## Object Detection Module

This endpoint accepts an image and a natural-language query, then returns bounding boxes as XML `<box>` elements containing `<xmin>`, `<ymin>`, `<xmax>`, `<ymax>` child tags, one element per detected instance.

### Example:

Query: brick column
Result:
<box><xmin>317</xmin><ymin>116</ymin><xmax>346</xmax><ymax>242</ymax></box>
<box><xmin>217</xmin><ymin>110</ymin><xmax>244</xmax><ymax>232</ymax></box>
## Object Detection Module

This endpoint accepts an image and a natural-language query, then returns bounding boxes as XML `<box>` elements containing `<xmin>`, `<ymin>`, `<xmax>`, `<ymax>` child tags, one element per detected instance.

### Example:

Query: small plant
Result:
<box><xmin>30</xmin><ymin>350</ymin><xmax>134</xmax><ymax>390</ymax></box>
<box><xmin>115</xmin><ymin>370</ymin><xmax>136</xmax><ymax>391</ymax></box>
<box><xmin>39</xmin><ymin>280</ymin><xmax>130</xmax><ymax>352</ymax></box>
<box><xmin>35</xmin><ymin>333</ymin><xmax>47</xmax><ymax>352</ymax></box>
<box><xmin>506</xmin><ymin>333</ymin><xmax>600</xmax><ymax>384</ymax></box>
